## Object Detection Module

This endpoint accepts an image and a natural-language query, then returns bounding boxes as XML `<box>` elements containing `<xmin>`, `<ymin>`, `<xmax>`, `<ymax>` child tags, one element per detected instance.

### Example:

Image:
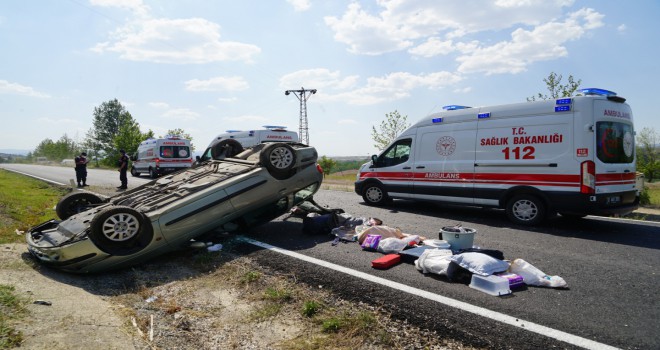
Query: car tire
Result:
<box><xmin>260</xmin><ymin>143</ymin><xmax>296</xmax><ymax>180</ymax></box>
<box><xmin>149</xmin><ymin>167</ymin><xmax>157</xmax><ymax>179</ymax></box>
<box><xmin>89</xmin><ymin>206</ymin><xmax>153</xmax><ymax>256</ymax></box>
<box><xmin>362</xmin><ymin>183</ymin><xmax>389</xmax><ymax>206</ymax></box>
<box><xmin>211</xmin><ymin>139</ymin><xmax>244</xmax><ymax>159</ymax></box>
<box><xmin>130</xmin><ymin>167</ymin><xmax>140</xmax><ymax>177</ymax></box>
<box><xmin>56</xmin><ymin>192</ymin><xmax>105</xmax><ymax>220</ymax></box>
<box><xmin>506</xmin><ymin>194</ymin><xmax>546</xmax><ymax>226</ymax></box>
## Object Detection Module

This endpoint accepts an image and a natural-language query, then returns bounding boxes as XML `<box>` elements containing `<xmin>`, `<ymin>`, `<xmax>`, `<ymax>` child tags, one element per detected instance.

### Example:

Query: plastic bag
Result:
<box><xmin>377</xmin><ymin>237</ymin><xmax>408</xmax><ymax>254</ymax></box>
<box><xmin>361</xmin><ymin>234</ymin><xmax>381</xmax><ymax>251</ymax></box>
<box><xmin>509</xmin><ymin>259</ymin><xmax>567</xmax><ymax>288</ymax></box>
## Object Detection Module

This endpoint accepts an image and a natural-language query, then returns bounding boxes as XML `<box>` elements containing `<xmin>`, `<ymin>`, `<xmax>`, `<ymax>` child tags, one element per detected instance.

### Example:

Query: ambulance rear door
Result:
<box><xmin>412</xmin><ymin>110</ymin><xmax>477</xmax><ymax>205</ymax></box>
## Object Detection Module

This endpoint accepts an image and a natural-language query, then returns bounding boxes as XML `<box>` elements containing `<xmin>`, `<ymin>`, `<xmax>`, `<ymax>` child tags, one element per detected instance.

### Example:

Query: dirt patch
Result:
<box><xmin>1</xmin><ymin>243</ymin><xmax>472</xmax><ymax>350</ymax></box>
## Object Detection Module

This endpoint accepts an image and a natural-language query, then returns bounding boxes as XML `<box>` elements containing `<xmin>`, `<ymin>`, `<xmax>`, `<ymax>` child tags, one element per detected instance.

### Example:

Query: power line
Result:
<box><xmin>285</xmin><ymin>87</ymin><xmax>316</xmax><ymax>145</ymax></box>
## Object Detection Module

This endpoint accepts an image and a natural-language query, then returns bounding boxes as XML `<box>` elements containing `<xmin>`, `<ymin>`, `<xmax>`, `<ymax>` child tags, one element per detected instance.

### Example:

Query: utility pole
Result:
<box><xmin>285</xmin><ymin>87</ymin><xmax>316</xmax><ymax>145</ymax></box>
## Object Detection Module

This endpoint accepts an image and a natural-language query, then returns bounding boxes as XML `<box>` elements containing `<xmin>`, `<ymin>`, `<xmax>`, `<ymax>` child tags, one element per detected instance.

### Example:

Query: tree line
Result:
<box><xmin>26</xmin><ymin>99</ymin><xmax>193</xmax><ymax>167</ymax></box>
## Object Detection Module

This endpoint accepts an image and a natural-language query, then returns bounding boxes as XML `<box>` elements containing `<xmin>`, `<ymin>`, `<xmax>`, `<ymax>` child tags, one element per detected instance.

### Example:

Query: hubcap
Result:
<box><xmin>102</xmin><ymin>213</ymin><xmax>140</xmax><ymax>242</ymax></box>
<box><xmin>513</xmin><ymin>200</ymin><xmax>537</xmax><ymax>221</ymax></box>
<box><xmin>269</xmin><ymin>147</ymin><xmax>294</xmax><ymax>169</ymax></box>
<box><xmin>366</xmin><ymin>187</ymin><xmax>382</xmax><ymax>202</ymax></box>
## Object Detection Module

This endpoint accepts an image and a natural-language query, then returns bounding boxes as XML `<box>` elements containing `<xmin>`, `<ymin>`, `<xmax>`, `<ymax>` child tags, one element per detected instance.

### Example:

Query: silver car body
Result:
<box><xmin>26</xmin><ymin>143</ymin><xmax>323</xmax><ymax>273</ymax></box>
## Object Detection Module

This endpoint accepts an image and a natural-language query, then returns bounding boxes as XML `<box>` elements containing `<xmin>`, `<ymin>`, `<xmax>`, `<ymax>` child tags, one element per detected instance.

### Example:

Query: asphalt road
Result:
<box><xmin>2</xmin><ymin>163</ymin><xmax>659</xmax><ymax>349</ymax></box>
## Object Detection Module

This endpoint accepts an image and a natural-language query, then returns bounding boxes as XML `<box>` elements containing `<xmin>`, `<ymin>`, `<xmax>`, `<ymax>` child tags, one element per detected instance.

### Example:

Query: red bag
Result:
<box><xmin>371</xmin><ymin>254</ymin><xmax>401</xmax><ymax>269</ymax></box>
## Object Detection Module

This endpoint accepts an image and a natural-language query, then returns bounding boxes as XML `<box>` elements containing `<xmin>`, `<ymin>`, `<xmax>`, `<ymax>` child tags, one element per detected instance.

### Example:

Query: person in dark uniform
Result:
<box><xmin>117</xmin><ymin>149</ymin><xmax>129</xmax><ymax>190</ymax></box>
<box><xmin>74</xmin><ymin>152</ymin><xmax>89</xmax><ymax>187</ymax></box>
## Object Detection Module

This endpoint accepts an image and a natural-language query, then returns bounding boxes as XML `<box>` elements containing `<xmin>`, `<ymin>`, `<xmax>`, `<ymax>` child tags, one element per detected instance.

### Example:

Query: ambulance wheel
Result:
<box><xmin>130</xmin><ymin>167</ymin><xmax>140</xmax><ymax>177</ymax></box>
<box><xmin>89</xmin><ymin>206</ymin><xmax>153</xmax><ymax>256</ymax></box>
<box><xmin>506</xmin><ymin>194</ymin><xmax>546</xmax><ymax>226</ymax></box>
<box><xmin>56</xmin><ymin>192</ymin><xmax>105</xmax><ymax>220</ymax></box>
<box><xmin>260</xmin><ymin>143</ymin><xmax>296</xmax><ymax>180</ymax></box>
<box><xmin>362</xmin><ymin>183</ymin><xmax>389</xmax><ymax>206</ymax></box>
<box><xmin>149</xmin><ymin>168</ymin><xmax>157</xmax><ymax>179</ymax></box>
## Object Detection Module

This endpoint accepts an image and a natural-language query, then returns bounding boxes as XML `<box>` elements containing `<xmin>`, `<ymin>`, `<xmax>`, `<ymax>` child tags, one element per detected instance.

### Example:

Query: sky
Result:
<box><xmin>1</xmin><ymin>0</ymin><xmax>659</xmax><ymax>158</ymax></box>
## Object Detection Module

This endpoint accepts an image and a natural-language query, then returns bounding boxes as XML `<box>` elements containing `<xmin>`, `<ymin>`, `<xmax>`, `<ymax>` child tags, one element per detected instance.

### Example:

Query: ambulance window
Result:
<box><xmin>376</xmin><ymin>138</ymin><xmax>412</xmax><ymax>167</ymax></box>
<box><xmin>160</xmin><ymin>146</ymin><xmax>191</xmax><ymax>159</ymax></box>
<box><xmin>596</xmin><ymin>122</ymin><xmax>634</xmax><ymax>164</ymax></box>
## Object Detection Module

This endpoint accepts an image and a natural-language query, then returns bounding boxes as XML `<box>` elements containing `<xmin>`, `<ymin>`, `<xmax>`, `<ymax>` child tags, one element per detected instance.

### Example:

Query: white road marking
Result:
<box><xmin>240</xmin><ymin>236</ymin><xmax>620</xmax><ymax>350</ymax></box>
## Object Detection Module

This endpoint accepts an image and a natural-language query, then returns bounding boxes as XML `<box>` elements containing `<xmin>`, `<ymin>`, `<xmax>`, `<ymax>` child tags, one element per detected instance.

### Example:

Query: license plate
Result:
<box><xmin>606</xmin><ymin>196</ymin><xmax>621</xmax><ymax>204</ymax></box>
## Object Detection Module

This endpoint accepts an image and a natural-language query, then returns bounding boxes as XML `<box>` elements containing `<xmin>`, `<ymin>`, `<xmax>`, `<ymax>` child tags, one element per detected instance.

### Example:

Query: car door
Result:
<box><xmin>368</xmin><ymin>138</ymin><xmax>415</xmax><ymax>198</ymax></box>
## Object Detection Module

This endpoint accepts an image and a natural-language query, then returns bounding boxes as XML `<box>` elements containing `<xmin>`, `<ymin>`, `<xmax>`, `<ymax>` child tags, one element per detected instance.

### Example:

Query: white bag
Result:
<box><xmin>377</xmin><ymin>237</ymin><xmax>408</xmax><ymax>254</ymax></box>
<box><xmin>509</xmin><ymin>259</ymin><xmax>567</xmax><ymax>288</ymax></box>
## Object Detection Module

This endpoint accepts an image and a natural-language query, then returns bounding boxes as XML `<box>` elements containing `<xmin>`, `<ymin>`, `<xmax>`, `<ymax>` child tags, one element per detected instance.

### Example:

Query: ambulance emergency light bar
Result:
<box><xmin>579</xmin><ymin>88</ymin><xmax>617</xmax><ymax>96</ymax></box>
<box><xmin>442</xmin><ymin>105</ymin><xmax>471</xmax><ymax>110</ymax></box>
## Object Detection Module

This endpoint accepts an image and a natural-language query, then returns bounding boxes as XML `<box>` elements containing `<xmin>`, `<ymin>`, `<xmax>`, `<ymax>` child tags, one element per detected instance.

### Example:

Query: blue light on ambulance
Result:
<box><xmin>556</xmin><ymin>98</ymin><xmax>572</xmax><ymax>105</ymax></box>
<box><xmin>478</xmin><ymin>112</ymin><xmax>490</xmax><ymax>119</ymax></box>
<box><xmin>555</xmin><ymin>106</ymin><xmax>571</xmax><ymax>112</ymax></box>
<box><xmin>579</xmin><ymin>88</ymin><xmax>617</xmax><ymax>96</ymax></box>
<box><xmin>432</xmin><ymin>117</ymin><xmax>443</xmax><ymax>123</ymax></box>
<box><xmin>442</xmin><ymin>105</ymin><xmax>471</xmax><ymax>110</ymax></box>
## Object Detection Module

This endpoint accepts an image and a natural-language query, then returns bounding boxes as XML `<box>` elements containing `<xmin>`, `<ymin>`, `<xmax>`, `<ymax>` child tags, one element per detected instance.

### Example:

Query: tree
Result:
<box><xmin>86</xmin><ymin>99</ymin><xmax>134</xmax><ymax>157</ymax></box>
<box><xmin>636</xmin><ymin>127</ymin><xmax>659</xmax><ymax>182</ymax></box>
<box><xmin>160</xmin><ymin>128</ymin><xmax>195</xmax><ymax>151</ymax></box>
<box><xmin>32</xmin><ymin>134</ymin><xmax>78</xmax><ymax>161</ymax></box>
<box><xmin>371</xmin><ymin>110</ymin><xmax>411</xmax><ymax>151</ymax></box>
<box><xmin>113</xmin><ymin>119</ymin><xmax>147</xmax><ymax>159</ymax></box>
<box><xmin>528</xmin><ymin>72</ymin><xmax>582</xmax><ymax>101</ymax></box>
<box><xmin>318</xmin><ymin>156</ymin><xmax>337</xmax><ymax>177</ymax></box>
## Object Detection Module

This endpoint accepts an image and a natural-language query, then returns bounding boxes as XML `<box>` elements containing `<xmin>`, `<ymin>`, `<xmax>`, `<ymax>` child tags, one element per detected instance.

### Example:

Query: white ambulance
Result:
<box><xmin>131</xmin><ymin>136</ymin><xmax>193</xmax><ymax>178</ymax></box>
<box><xmin>355</xmin><ymin>88</ymin><xmax>638</xmax><ymax>226</ymax></box>
<box><xmin>210</xmin><ymin>126</ymin><xmax>298</xmax><ymax>148</ymax></box>
<box><xmin>199</xmin><ymin>126</ymin><xmax>299</xmax><ymax>161</ymax></box>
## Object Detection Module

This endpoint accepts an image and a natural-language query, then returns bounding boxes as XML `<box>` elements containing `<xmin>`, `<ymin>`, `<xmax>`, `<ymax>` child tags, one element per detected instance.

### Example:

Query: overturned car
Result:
<box><xmin>27</xmin><ymin>141</ymin><xmax>323</xmax><ymax>273</ymax></box>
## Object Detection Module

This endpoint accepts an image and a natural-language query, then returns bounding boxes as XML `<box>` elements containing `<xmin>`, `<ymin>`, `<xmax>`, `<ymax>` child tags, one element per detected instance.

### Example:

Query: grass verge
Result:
<box><xmin>0</xmin><ymin>284</ymin><xmax>28</xmax><ymax>349</ymax></box>
<box><xmin>0</xmin><ymin>169</ymin><xmax>67</xmax><ymax>244</ymax></box>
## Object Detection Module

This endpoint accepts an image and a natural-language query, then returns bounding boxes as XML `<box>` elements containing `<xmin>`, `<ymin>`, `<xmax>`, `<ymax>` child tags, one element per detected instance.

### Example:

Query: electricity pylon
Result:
<box><xmin>285</xmin><ymin>87</ymin><xmax>316</xmax><ymax>145</ymax></box>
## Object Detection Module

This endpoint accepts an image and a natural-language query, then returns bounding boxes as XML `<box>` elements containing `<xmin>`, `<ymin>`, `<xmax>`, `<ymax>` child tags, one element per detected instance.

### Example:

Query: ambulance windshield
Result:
<box><xmin>596</xmin><ymin>122</ymin><xmax>634</xmax><ymax>164</ymax></box>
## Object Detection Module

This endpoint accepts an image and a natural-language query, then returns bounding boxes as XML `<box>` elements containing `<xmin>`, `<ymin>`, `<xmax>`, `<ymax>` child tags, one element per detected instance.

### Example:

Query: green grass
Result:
<box><xmin>0</xmin><ymin>284</ymin><xmax>27</xmax><ymax>349</ymax></box>
<box><xmin>644</xmin><ymin>182</ymin><xmax>660</xmax><ymax>208</ymax></box>
<box><xmin>0</xmin><ymin>170</ymin><xmax>67</xmax><ymax>244</ymax></box>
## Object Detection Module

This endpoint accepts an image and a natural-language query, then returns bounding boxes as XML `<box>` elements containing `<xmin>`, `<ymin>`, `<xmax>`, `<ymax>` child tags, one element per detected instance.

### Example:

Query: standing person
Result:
<box><xmin>117</xmin><ymin>149</ymin><xmax>129</xmax><ymax>190</ymax></box>
<box><xmin>74</xmin><ymin>152</ymin><xmax>89</xmax><ymax>187</ymax></box>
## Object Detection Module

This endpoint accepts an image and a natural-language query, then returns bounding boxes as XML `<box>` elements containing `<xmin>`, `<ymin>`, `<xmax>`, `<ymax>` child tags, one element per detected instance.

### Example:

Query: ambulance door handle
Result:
<box><xmin>416</xmin><ymin>166</ymin><xmax>425</xmax><ymax>169</ymax></box>
<box><xmin>402</xmin><ymin>167</ymin><xmax>411</xmax><ymax>169</ymax></box>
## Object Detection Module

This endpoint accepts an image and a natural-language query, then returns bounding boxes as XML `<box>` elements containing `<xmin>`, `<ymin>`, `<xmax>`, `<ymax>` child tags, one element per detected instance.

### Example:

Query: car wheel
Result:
<box><xmin>149</xmin><ymin>168</ymin><xmax>157</xmax><ymax>179</ymax></box>
<box><xmin>56</xmin><ymin>192</ymin><xmax>105</xmax><ymax>220</ymax></box>
<box><xmin>211</xmin><ymin>139</ymin><xmax>244</xmax><ymax>159</ymax></box>
<box><xmin>362</xmin><ymin>183</ymin><xmax>388</xmax><ymax>206</ymax></box>
<box><xmin>506</xmin><ymin>194</ymin><xmax>546</xmax><ymax>226</ymax></box>
<box><xmin>89</xmin><ymin>206</ymin><xmax>153</xmax><ymax>256</ymax></box>
<box><xmin>130</xmin><ymin>167</ymin><xmax>140</xmax><ymax>177</ymax></box>
<box><xmin>260</xmin><ymin>143</ymin><xmax>296</xmax><ymax>179</ymax></box>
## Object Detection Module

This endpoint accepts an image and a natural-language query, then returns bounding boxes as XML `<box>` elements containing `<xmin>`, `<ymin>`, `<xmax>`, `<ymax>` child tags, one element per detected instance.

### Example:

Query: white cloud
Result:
<box><xmin>338</xmin><ymin>119</ymin><xmax>358</xmax><ymax>124</ymax></box>
<box><xmin>185</xmin><ymin>76</ymin><xmax>249</xmax><ymax>92</ymax></box>
<box><xmin>453</xmin><ymin>87</ymin><xmax>472</xmax><ymax>94</ymax></box>
<box><xmin>161</xmin><ymin>108</ymin><xmax>199</xmax><ymax>121</ymax></box>
<box><xmin>291</xmin><ymin>69</ymin><xmax>463</xmax><ymax>105</ymax></box>
<box><xmin>457</xmin><ymin>8</ymin><xmax>604</xmax><ymax>75</ymax></box>
<box><xmin>408</xmin><ymin>37</ymin><xmax>455</xmax><ymax>57</ymax></box>
<box><xmin>0</xmin><ymin>80</ymin><xmax>50</xmax><ymax>98</ymax></box>
<box><xmin>617</xmin><ymin>24</ymin><xmax>627</xmax><ymax>33</ymax></box>
<box><xmin>217</xmin><ymin>97</ymin><xmax>238</xmax><ymax>103</ymax></box>
<box><xmin>287</xmin><ymin>0</ymin><xmax>311</xmax><ymax>12</ymax></box>
<box><xmin>92</xmin><ymin>17</ymin><xmax>261</xmax><ymax>64</ymax></box>
<box><xmin>89</xmin><ymin>0</ymin><xmax>150</xmax><ymax>17</ymax></box>
<box><xmin>325</xmin><ymin>1</ymin><xmax>574</xmax><ymax>56</ymax></box>
<box><xmin>280</xmin><ymin>68</ymin><xmax>359</xmax><ymax>91</ymax></box>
